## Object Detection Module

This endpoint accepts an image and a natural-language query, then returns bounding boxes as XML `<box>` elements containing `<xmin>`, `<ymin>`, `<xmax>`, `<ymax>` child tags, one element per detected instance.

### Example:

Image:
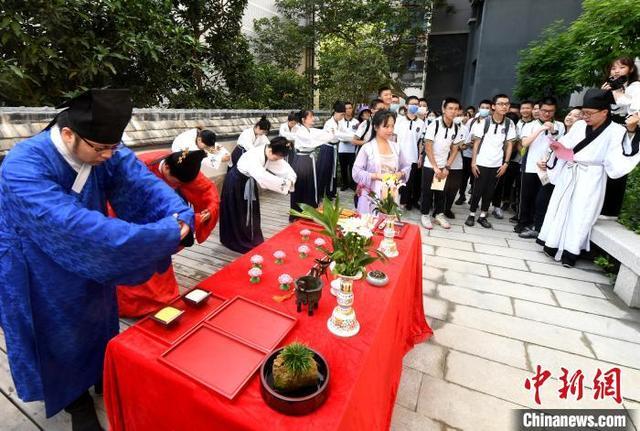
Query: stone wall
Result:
<box><xmin>0</xmin><ymin>108</ymin><xmax>329</xmax><ymax>157</ymax></box>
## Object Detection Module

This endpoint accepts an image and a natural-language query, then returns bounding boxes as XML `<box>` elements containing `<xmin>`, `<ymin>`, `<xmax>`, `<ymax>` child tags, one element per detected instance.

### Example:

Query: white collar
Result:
<box><xmin>50</xmin><ymin>125</ymin><xmax>92</xmax><ymax>194</ymax></box>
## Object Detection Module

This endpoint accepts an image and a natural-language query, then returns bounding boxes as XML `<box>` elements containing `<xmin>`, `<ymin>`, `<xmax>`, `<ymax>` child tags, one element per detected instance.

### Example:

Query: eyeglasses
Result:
<box><xmin>494</xmin><ymin>102</ymin><xmax>510</xmax><ymax>107</ymax></box>
<box><xmin>581</xmin><ymin>109</ymin><xmax>606</xmax><ymax>118</ymax></box>
<box><xmin>79</xmin><ymin>135</ymin><xmax>121</xmax><ymax>153</ymax></box>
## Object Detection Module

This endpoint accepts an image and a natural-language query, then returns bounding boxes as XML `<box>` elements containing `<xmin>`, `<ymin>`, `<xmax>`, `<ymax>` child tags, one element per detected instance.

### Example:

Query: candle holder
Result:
<box><xmin>300</xmin><ymin>229</ymin><xmax>311</xmax><ymax>242</ymax></box>
<box><xmin>250</xmin><ymin>254</ymin><xmax>264</xmax><ymax>269</ymax></box>
<box><xmin>278</xmin><ymin>274</ymin><xmax>293</xmax><ymax>291</ymax></box>
<box><xmin>298</xmin><ymin>245</ymin><xmax>310</xmax><ymax>259</ymax></box>
<box><xmin>273</xmin><ymin>250</ymin><xmax>286</xmax><ymax>265</ymax></box>
<box><xmin>248</xmin><ymin>267</ymin><xmax>262</xmax><ymax>284</ymax></box>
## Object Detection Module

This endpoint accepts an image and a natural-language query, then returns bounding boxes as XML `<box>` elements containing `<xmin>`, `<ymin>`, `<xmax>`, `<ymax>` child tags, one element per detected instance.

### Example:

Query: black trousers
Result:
<box><xmin>400</xmin><ymin>162</ymin><xmax>421</xmax><ymax>208</ymax></box>
<box><xmin>421</xmin><ymin>167</ymin><xmax>445</xmax><ymax>215</ymax></box>
<box><xmin>511</xmin><ymin>165</ymin><xmax>522</xmax><ymax>212</ymax></box>
<box><xmin>534</xmin><ymin>183</ymin><xmax>555</xmax><ymax>231</ymax></box>
<box><xmin>601</xmin><ymin>175</ymin><xmax>628</xmax><ymax>216</ymax></box>
<box><xmin>444</xmin><ymin>169</ymin><xmax>463</xmax><ymax>212</ymax></box>
<box><xmin>500</xmin><ymin>161</ymin><xmax>520</xmax><ymax>206</ymax></box>
<box><xmin>338</xmin><ymin>152</ymin><xmax>356</xmax><ymax>190</ymax></box>
<box><xmin>518</xmin><ymin>172</ymin><xmax>542</xmax><ymax>228</ymax></box>
<box><xmin>458</xmin><ymin>156</ymin><xmax>474</xmax><ymax>200</ymax></box>
<box><xmin>469</xmin><ymin>166</ymin><xmax>499</xmax><ymax>213</ymax></box>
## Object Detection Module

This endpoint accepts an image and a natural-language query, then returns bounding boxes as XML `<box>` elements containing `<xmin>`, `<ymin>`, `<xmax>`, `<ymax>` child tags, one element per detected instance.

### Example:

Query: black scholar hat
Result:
<box><xmin>56</xmin><ymin>89</ymin><xmax>133</xmax><ymax>145</ymax></box>
<box><xmin>165</xmin><ymin>149</ymin><xmax>207</xmax><ymax>183</ymax></box>
<box><xmin>582</xmin><ymin>89</ymin><xmax>614</xmax><ymax>110</ymax></box>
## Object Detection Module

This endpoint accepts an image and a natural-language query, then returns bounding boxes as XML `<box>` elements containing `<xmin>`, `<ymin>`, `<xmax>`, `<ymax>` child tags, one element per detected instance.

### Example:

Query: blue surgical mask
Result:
<box><xmin>479</xmin><ymin>108</ymin><xmax>491</xmax><ymax>117</ymax></box>
<box><xmin>390</xmin><ymin>103</ymin><xmax>400</xmax><ymax>113</ymax></box>
<box><xmin>407</xmin><ymin>105</ymin><xmax>419</xmax><ymax>115</ymax></box>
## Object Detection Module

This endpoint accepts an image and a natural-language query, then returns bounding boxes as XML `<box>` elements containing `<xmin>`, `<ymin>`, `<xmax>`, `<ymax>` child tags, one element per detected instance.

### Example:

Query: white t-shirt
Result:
<box><xmin>423</xmin><ymin>118</ymin><xmax>466</xmax><ymax>169</ymax></box>
<box><xmin>394</xmin><ymin>115</ymin><xmax>423</xmax><ymax>163</ymax></box>
<box><xmin>338</xmin><ymin>118</ymin><xmax>359</xmax><ymax>153</ymax></box>
<box><xmin>471</xmin><ymin>117</ymin><xmax>517</xmax><ymax>168</ymax></box>
<box><xmin>463</xmin><ymin>117</ymin><xmax>484</xmax><ymax>157</ymax></box>
<box><xmin>521</xmin><ymin>120</ymin><xmax>566</xmax><ymax>173</ymax></box>
<box><xmin>451</xmin><ymin>124</ymin><xmax>469</xmax><ymax>170</ymax></box>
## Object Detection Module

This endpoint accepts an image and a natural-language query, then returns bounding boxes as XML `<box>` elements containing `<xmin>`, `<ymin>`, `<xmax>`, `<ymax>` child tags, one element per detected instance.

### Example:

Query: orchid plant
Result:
<box><xmin>290</xmin><ymin>197</ymin><xmax>386</xmax><ymax>277</ymax></box>
<box><xmin>368</xmin><ymin>173</ymin><xmax>404</xmax><ymax>220</ymax></box>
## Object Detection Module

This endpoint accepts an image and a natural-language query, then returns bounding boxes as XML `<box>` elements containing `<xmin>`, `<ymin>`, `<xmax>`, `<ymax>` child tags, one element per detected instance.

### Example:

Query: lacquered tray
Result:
<box><xmin>375</xmin><ymin>219</ymin><xmax>409</xmax><ymax>239</ymax></box>
<box><xmin>206</xmin><ymin>296</ymin><xmax>297</xmax><ymax>352</ymax></box>
<box><xmin>135</xmin><ymin>292</ymin><xmax>227</xmax><ymax>345</ymax></box>
<box><xmin>160</xmin><ymin>324</ymin><xmax>266</xmax><ymax>399</ymax></box>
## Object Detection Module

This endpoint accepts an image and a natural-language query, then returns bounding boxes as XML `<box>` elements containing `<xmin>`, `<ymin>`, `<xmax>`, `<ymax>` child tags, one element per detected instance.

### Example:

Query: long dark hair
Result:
<box><xmin>607</xmin><ymin>57</ymin><xmax>639</xmax><ymax>83</ymax></box>
<box><xmin>368</xmin><ymin>110</ymin><xmax>396</xmax><ymax>143</ymax></box>
<box><xmin>296</xmin><ymin>109</ymin><xmax>313</xmax><ymax>125</ymax></box>
<box><xmin>256</xmin><ymin>115</ymin><xmax>271</xmax><ymax>132</ymax></box>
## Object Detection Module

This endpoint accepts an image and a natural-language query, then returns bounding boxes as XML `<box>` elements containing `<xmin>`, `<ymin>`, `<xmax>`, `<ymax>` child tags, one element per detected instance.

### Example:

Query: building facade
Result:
<box><xmin>426</xmin><ymin>0</ymin><xmax>583</xmax><ymax>108</ymax></box>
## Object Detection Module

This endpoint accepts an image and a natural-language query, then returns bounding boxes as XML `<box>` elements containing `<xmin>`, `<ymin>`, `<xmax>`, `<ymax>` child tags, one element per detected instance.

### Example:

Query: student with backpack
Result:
<box><xmin>465</xmin><ymin>94</ymin><xmax>517</xmax><ymax>229</ymax></box>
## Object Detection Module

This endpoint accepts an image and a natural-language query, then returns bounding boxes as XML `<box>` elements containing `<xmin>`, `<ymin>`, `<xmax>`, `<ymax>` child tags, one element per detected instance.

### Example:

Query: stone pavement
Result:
<box><xmin>390</xmin><ymin>205</ymin><xmax>640</xmax><ymax>431</ymax></box>
<box><xmin>1</xmin><ymin>191</ymin><xmax>639</xmax><ymax>430</ymax></box>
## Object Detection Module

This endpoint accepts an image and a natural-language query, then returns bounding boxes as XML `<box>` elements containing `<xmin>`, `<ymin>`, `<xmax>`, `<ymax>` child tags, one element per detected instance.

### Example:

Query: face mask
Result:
<box><xmin>390</xmin><ymin>103</ymin><xmax>400</xmax><ymax>113</ymax></box>
<box><xmin>479</xmin><ymin>108</ymin><xmax>491</xmax><ymax>117</ymax></box>
<box><xmin>453</xmin><ymin>116</ymin><xmax>463</xmax><ymax>125</ymax></box>
<box><xmin>417</xmin><ymin>107</ymin><xmax>428</xmax><ymax>115</ymax></box>
<box><xmin>407</xmin><ymin>105</ymin><xmax>419</xmax><ymax>115</ymax></box>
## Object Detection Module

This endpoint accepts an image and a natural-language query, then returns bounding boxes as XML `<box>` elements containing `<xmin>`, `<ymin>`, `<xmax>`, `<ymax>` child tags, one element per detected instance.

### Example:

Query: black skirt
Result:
<box><xmin>290</xmin><ymin>152</ymin><xmax>318</xmax><ymax>215</ymax></box>
<box><xmin>219</xmin><ymin>166</ymin><xmax>263</xmax><ymax>253</ymax></box>
<box><xmin>316</xmin><ymin>144</ymin><xmax>337</xmax><ymax>200</ymax></box>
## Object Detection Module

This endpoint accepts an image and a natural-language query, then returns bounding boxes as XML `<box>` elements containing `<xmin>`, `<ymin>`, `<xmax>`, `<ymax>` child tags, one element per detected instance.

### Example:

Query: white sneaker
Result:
<box><xmin>421</xmin><ymin>215</ymin><xmax>433</xmax><ymax>230</ymax></box>
<box><xmin>434</xmin><ymin>213</ymin><xmax>451</xmax><ymax>229</ymax></box>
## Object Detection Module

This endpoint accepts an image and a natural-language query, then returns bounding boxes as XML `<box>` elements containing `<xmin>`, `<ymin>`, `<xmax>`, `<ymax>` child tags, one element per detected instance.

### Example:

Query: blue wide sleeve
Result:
<box><xmin>107</xmin><ymin>148</ymin><xmax>195</xmax><ymax>230</ymax></box>
<box><xmin>0</xmin><ymin>150</ymin><xmax>187</xmax><ymax>285</ymax></box>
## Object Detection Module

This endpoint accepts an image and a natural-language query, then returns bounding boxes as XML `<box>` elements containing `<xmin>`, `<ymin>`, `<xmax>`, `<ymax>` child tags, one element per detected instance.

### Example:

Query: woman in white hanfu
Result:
<box><xmin>538</xmin><ymin>89</ymin><xmax>640</xmax><ymax>267</ymax></box>
<box><xmin>352</xmin><ymin>110</ymin><xmax>411</xmax><ymax>214</ymax></box>
<box><xmin>220</xmin><ymin>137</ymin><xmax>296</xmax><ymax>253</ymax></box>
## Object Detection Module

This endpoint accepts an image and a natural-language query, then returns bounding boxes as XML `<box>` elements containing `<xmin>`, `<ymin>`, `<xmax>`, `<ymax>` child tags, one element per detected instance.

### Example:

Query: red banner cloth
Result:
<box><xmin>104</xmin><ymin>221</ymin><xmax>432</xmax><ymax>431</ymax></box>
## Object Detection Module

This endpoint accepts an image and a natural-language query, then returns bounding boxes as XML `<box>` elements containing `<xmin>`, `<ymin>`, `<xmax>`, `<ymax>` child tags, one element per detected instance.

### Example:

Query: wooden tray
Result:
<box><xmin>206</xmin><ymin>296</ymin><xmax>297</xmax><ymax>352</ymax></box>
<box><xmin>160</xmin><ymin>324</ymin><xmax>266</xmax><ymax>399</ymax></box>
<box><xmin>135</xmin><ymin>292</ymin><xmax>227</xmax><ymax>345</ymax></box>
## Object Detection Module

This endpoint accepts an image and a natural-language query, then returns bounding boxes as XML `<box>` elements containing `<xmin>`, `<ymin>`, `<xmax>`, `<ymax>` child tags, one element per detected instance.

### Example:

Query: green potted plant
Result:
<box><xmin>272</xmin><ymin>342</ymin><xmax>319</xmax><ymax>392</ymax></box>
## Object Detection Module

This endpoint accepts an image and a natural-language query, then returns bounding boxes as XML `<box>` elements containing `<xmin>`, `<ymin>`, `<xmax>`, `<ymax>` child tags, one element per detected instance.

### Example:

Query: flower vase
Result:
<box><xmin>329</xmin><ymin>262</ymin><xmax>362</xmax><ymax>296</ymax></box>
<box><xmin>378</xmin><ymin>215</ymin><xmax>399</xmax><ymax>258</ymax></box>
<box><xmin>327</xmin><ymin>274</ymin><xmax>360</xmax><ymax>337</ymax></box>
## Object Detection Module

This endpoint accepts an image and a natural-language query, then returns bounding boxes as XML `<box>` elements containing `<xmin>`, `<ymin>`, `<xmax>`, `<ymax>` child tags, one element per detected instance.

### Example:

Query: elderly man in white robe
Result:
<box><xmin>538</xmin><ymin>89</ymin><xmax>640</xmax><ymax>267</ymax></box>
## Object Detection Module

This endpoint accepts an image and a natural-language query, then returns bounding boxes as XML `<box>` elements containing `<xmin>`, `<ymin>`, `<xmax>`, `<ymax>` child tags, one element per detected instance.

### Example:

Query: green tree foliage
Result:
<box><xmin>515</xmin><ymin>0</ymin><xmax>640</xmax><ymax>101</ymax></box>
<box><xmin>620</xmin><ymin>166</ymin><xmax>640</xmax><ymax>234</ymax></box>
<box><xmin>236</xmin><ymin>63</ymin><xmax>310</xmax><ymax>109</ymax></box>
<box><xmin>251</xmin><ymin>16</ymin><xmax>309</xmax><ymax>70</ymax></box>
<box><xmin>0</xmin><ymin>0</ymin><xmax>202</xmax><ymax>107</ymax></box>
<box><xmin>317</xmin><ymin>32</ymin><xmax>392</xmax><ymax>106</ymax></box>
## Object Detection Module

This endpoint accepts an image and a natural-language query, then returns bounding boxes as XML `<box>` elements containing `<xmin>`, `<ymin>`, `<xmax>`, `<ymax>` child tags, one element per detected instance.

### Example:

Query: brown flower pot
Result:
<box><xmin>260</xmin><ymin>347</ymin><xmax>330</xmax><ymax>416</ymax></box>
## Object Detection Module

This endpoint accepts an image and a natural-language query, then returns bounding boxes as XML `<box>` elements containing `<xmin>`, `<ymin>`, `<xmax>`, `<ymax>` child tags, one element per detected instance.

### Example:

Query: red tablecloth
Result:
<box><xmin>104</xmin><ymin>221</ymin><xmax>431</xmax><ymax>431</ymax></box>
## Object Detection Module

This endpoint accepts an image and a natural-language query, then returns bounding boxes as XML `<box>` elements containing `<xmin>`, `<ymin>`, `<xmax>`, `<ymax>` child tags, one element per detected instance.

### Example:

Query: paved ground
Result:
<box><xmin>1</xmin><ymin>191</ymin><xmax>639</xmax><ymax>430</ymax></box>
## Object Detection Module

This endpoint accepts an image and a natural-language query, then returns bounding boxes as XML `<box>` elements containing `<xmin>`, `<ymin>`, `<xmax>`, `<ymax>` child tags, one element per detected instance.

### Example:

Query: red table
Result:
<box><xmin>104</xmin><ymin>221</ymin><xmax>432</xmax><ymax>431</ymax></box>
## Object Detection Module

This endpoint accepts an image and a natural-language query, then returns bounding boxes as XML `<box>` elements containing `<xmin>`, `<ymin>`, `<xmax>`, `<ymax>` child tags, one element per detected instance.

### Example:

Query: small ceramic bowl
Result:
<box><xmin>366</xmin><ymin>270</ymin><xmax>389</xmax><ymax>287</ymax></box>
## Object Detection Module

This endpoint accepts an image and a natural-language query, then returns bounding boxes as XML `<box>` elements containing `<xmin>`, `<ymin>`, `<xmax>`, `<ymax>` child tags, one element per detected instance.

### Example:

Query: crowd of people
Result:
<box><xmin>0</xmin><ymin>57</ymin><xmax>639</xmax><ymax>430</ymax></box>
<box><xmin>221</xmin><ymin>57</ymin><xmax>640</xmax><ymax>270</ymax></box>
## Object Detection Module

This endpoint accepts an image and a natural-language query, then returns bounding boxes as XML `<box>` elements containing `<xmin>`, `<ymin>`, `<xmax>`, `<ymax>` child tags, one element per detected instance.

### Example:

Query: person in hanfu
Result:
<box><xmin>278</xmin><ymin>111</ymin><xmax>299</xmax><ymax>162</ymax></box>
<box><xmin>538</xmin><ymin>89</ymin><xmax>640</xmax><ymax>268</ymax></box>
<box><xmin>171</xmin><ymin>127</ymin><xmax>231</xmax><ymax>170</ymax></box>
<box><xmin>116</xmin><ymin>149</ymin><xmax>220</xmax><ymax>317</ymax></box>
<box><xmin>319</xmin><ymin>101</ymin><xmax>351</xmax><ymax>200</ymax></box>
<box><xmin>289</xmin><ymin>110</ymin><xmax>335</xmax><ymax>216</ymax></box>
<box><xmin>352</xmin><ymin>110</ymin><xmax>411</xmax><ymax>214</ymax></box>
<box><xmin>230</xmin><ymin>115</ymin><xmax>271</xmax><ymax>166</ymax></box>
<box><xmin>220</xmin><ymin>137</ymin><xmax>297</xmax><ymax>253</ymax></box>
<box><xmin>0</xmin><ymin>89</ymin><xmax>194</xmax><ymax>431</ymax></box>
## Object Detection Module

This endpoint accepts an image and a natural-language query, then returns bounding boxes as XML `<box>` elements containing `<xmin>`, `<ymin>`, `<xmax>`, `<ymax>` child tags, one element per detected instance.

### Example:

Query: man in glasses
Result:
<box><xmin>466</xmin><ymin>94</ymin><xmax>517</xmax><ymax>229</ymax></box>
<box><xmin>538</xmin><ymin>89</ymin><xmax>640</xmax><ymax>268</ymax></box>
<box><xmin>0</xmin><ymin>89</ymin><xmax>193</xmax><ymax>430</ymax></box>
<box><xmin>515</xmin><ymin>96</ymin><xmax>565</xmax><ymax>238</ymax></box>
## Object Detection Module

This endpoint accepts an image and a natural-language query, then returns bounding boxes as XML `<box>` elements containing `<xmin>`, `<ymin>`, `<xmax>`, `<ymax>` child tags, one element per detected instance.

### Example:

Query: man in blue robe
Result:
<box><xmin>0</xmin><ymin>89</ymin><xmax>194</xmax><ymax>431</ymax></box>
